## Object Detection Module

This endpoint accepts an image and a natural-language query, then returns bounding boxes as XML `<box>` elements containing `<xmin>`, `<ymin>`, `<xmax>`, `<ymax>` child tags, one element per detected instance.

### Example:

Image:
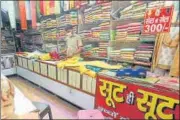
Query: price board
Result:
<box><xmin>143</xmin><ymin>6</ymin><xmax>174</xmax><ymax>34</ymax></box>
<box><xmin>95</xmin><ymin>74</ymin><xmax>179</xmax><ymax>119</ymax></box>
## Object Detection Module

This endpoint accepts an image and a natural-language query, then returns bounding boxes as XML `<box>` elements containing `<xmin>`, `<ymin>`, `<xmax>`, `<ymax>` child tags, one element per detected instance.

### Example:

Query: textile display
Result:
<box><xmin>7</xmin><ymin>1</ymin><xmax>16</xmax><ymax>29</ymax></box>
<box><xmin>18</xmin><ymin>1</ymin><xmax>27</xmax><ymax>30</ymax></box>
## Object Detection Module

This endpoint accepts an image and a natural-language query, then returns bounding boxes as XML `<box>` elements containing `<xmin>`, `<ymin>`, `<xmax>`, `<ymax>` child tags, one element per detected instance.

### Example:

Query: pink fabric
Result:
<box><xmin>77</xmin><ymin>110</ymin><xmax>104</xmax><ymax>119</ymax></box>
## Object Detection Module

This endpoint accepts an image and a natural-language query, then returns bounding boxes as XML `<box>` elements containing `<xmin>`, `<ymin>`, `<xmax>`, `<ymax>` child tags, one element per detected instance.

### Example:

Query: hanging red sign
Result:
<box><xmin>95</xmin><ymin>74</ymin><xmax>179</xmax><ymax>119</ymax></box>
<box><xmin>143</xmin><ymin>6</ymin><xmax>174</xmax><ymax>34</ymax></box>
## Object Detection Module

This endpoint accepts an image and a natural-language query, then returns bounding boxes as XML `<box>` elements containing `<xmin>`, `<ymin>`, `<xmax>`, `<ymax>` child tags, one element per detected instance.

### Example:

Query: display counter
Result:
<box><xmin>15</xmin><ymin>55</ymin><xmax>179</xmax><ymax>119</ymax></box>
<box><xmin>16</xmin><ymin>55</ymin><xmax>95</xmax><ymax>109</ymax></box>
<box><xmin>95</xmin><ymin>73</ymin><xmax>179</xmax><ymax>119</ymax></box>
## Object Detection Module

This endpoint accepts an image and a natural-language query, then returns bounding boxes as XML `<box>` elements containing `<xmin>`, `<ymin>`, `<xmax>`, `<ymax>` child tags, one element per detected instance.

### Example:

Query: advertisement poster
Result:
<box><xmin>143</xmin><ymin>6</ymin><xmax>174</xmax><ymax>34</ymax></box>
<box><xmin>95</xmin><ymin>75</ymin><xmax>179</xmax><ymax>119</ymax></box>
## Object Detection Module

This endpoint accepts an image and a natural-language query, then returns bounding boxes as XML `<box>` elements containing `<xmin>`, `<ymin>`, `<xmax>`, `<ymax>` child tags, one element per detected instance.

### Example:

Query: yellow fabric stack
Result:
<box><xmin>57</xmin><ymin>57</ymin><xmax>123</xmax><ymax>78</ymax></box>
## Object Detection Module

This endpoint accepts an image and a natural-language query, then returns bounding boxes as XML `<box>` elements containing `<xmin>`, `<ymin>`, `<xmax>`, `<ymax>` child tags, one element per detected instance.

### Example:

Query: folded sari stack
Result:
<box><xmin>127</xmin><ymin>22</ymin><xmax>141</xmax><ymax>41</ymax></box>
<box><xmin>120</xmin><ymin>48</ymin><xmax>136</xmax><ymax>61</ymax></box>
<box><xmin>115</xmin><ymin>24</ymin><xmax>128</xmax><ymax>41</ymax></box>
<box><xmin>134</xmin><ymin>44</ymin><xmax>154</xmax><ymax>66</ymax></box>
<box><xmin>120</xmin><ymin>1</ymin><xmax>147</xmax><ymax>20</ymax></box>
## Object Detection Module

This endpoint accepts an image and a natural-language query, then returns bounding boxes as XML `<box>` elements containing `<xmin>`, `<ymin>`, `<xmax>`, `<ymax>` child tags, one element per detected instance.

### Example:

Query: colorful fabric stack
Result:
<box><xmin>99</xmin><ymin>22</ymin><xmax>110</xmax><ymax>41</ymax></box>
<box><xmin>134</xmin><ymin>43</ymin><xmax>154</xmax><ymax>66</ymax></box>
<box><xmin>140</xmin><ymin>33</ymin><xmax>156</xmax><ymax>42</ymax></box>
<box><xmin>127</xmin><ymin>22</ymin><xmax>142</xmax><ymax>41</ymax></box>
<box><xmin>84</xmin><ymin>5</ymin><xmax>102</xmax><ymax>23</ymax></box>
<box><xmin>115</xmin><ymin>24</ymin><xmax>128</xmax><ymax>41</ymax></box>
<box><xmin>100</xmin><ymin>2</ymin><xmax>111</xmax><ymax>21</ymax></box>
<box><xmin>91</xmin><ymin>27</ymin><xmax>101</xmax><ymax>39</ymax></box>
<box><xmin>147</xmin><ymin>1</ymin><xmax>164</xmax><ymax>8</ymax></box>
<box><xmin>98</xmin><ymin>42</ymin><xmax>109</xmax><ymax>57</ymax></box>
<box><xmin>79</xmin><ymin>30</ymin><xmax>92</xmax><ymax>38</ymax></box>
<box><xmin>109</xmin><ymin>50</ymin><xmax>121</xmax><ymax>59</ymax></box>
<box><xmin>120</xmin><ymin>48</ymin><xmax>136</xmax><ymax>61</ymax></box>
<box><xmin>115</xmin><ymin>22</ymin><xmax>141</xmax><ymax>41</ymax></box>
<box><xmin>84</xmin><ymin>2</ymin><xmax>111</xmax><ymax>23</ymax></box>
<box><xmin>120</xmin><ymin>1</ymin><xmax>147</xmax><ymax>20</ymax></box>
<box><xmin>57</xmin><ymin>11</ymin><xmax>78</xmax><ymax>26</ymax></box>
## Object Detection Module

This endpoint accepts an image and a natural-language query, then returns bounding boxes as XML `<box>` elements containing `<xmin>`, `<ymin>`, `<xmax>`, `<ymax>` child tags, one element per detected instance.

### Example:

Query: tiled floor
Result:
<box><xmin>9</xmin><ymin>76</ymin><xmax>80</xmax><ymax>119</ymax></box>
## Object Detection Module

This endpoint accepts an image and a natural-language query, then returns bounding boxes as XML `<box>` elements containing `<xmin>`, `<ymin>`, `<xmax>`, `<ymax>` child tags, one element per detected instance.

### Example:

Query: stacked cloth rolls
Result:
<box><xmin>98</xmin><ymin>42</ymin><xmax>108</xmax><ymax>57</ymax></box>
<box><xmin>120</xmin><ymin>1</ymin><xmax>147</xmax><ymax>20</ymax></box>
<box><xmin>134</xmin><ymin>43</ymin><xmax>154</xmax><ymax>66</ymax></box>
<box><xmin>120</xmin><ymin>48</ymin><xmax>136</xmax><ymax>61</ymax></box>
<box><xmin>115</xmin><ymin>22</ymin><xmax>142</xmax><ymax>41</ymax></box>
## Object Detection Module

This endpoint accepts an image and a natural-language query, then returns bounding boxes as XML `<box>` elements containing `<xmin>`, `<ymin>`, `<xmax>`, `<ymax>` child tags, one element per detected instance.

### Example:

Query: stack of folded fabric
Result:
<box><xmin>115</xmin><ymin>24</ymin><xmax>128</xmax><ymax>41</ymax></box>
<box><xmin>98</xmin><ymin>42</ymin><xmax>108</xmax><ymax>57</ymax></box>
<box><xmin>100</xmin><ymin>2</ymin><xmax>111</xmax><ymax>21</ymax></box>
<box><xmin>120</xmin><ymin>1</ymin><xmax>147</xmax><ymax>20</ymax></box>
<box><xmin>109</xmin><ymin>50</ymin><xmax>121</xmax><ymax>60</ymax></box>
<box><xmin>91</xmin><ymin>27</ymin><xmax>101</xmax><ymax>39</ymax></box>
<box><xmin>126</xmin><ymin>22</ymin><xmax>142</xmax><ymax>41</ymax></box>
<box><xmin>79</xmin><ymin>30</ymin><xmax>92</xmax><ymax>38</ymax></box>
<box><xmin>140</xmin><ymin>33</ymin><xmax>156</xmax><ymax>42</ymax></box>
<box><xmin>134</xmin><ymin>43</ymin><xmax>154</xmax><ymax>66</ymax></box>
<box><xmin>120</xmin><ymin>48</ymin><xmax>136</xmax><ymax>61</ymax></box>
<box><xmin>99</xmin><ymin>22</ymin><xmax>110</xmax><ymax>41</ymax></box>
<box><xmin>147</xmin><ymin>1</ymin><xmax>164</xmax><ymax>8</ymax></box>
<box><xmin>70</xmin><ymin>11</ymin><xmax>78</xmax><ymax>25</ymax></box>
<box><xmin>84</xmin><ymin>5</ymin><xmax>102</xmax><ymax>23</ymax></box>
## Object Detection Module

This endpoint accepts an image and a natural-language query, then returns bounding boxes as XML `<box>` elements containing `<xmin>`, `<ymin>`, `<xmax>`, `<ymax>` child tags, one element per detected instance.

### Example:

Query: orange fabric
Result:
<box><xmin>19</xmin><ymin>1</ymin><xmax>27</xmax><ymax>30</ymax></box>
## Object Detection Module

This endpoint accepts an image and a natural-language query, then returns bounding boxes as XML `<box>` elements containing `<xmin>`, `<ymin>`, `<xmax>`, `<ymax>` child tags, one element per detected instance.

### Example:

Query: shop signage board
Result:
<box><xmin>95</xmin><ymin>74</ymin><xmax>179</xmax><ymax>119</ymax></box>
<box><xmin>143</xmin><ymin>6</ymin><xmax>174</xmax><ymax>34</ymax></box>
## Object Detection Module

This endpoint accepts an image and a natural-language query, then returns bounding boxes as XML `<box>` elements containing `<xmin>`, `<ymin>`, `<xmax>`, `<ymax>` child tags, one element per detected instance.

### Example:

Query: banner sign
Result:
<box><xmin>143</xmin><ymin>6</ymin><xmax>174</xmax><ymax>34</ymax></box>
<box><xmin>95</xmin><ymin>74</ymin><xmax>179</xmax><ymax>119</ymax></box>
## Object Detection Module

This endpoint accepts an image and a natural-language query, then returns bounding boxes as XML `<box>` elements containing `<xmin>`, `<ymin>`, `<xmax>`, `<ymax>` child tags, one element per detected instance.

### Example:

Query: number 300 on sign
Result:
<box><xmin>145</xmin><ymin>24</ymin><xmax>164</xmax><ymax>33</ymax></box>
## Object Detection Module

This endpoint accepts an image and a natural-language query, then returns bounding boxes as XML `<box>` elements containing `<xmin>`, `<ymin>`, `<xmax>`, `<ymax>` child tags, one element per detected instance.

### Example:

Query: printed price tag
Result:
<box><xmin>143</xmin><ymin>6</ymin><xmax>174</xmax><ymax>34</ymax></box>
